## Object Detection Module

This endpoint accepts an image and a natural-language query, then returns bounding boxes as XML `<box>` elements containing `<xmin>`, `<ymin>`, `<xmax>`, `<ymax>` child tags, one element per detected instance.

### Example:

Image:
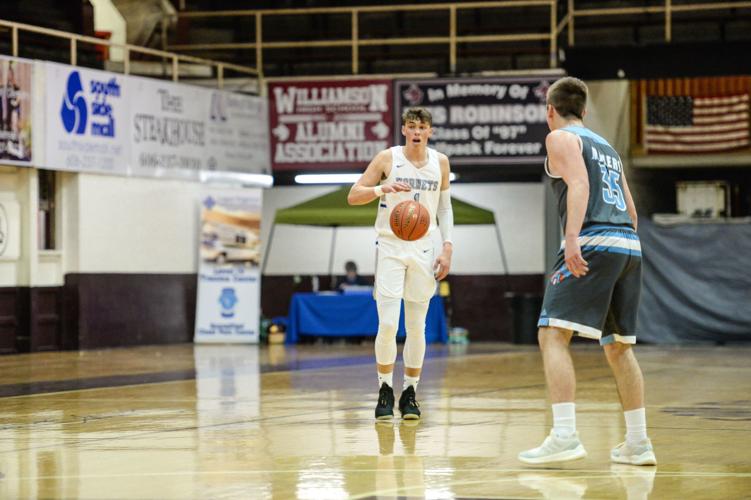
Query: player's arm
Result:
<box><xmin>547</xmin><ymin>130</ymin><xmax>589</xmax><ymax>278</ymax></box>
<box><xmin>347</xmin><ymin>149</ymin><xmax>410</xmax><ymax>205</ymax></box>
<box><xmin>434</xmin><ymin>153</ymin><xmax>453</xmax><ymax>281</ymax></box>
<box><xmin>621</xmin><ymin>171</ymin><xmax>638</xmax><ymax>231</ymax></box>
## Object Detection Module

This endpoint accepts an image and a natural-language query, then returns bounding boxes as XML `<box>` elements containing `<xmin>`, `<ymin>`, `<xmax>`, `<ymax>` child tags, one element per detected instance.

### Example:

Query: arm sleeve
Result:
<box><xmin>437</xmin><ymin>189</ymin><xmax>454</xmax><ymax>245</ymax></box>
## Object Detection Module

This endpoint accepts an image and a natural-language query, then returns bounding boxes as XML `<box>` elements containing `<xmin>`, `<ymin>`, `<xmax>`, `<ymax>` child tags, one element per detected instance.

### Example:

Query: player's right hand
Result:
<box><xmin>382</xmin><ymin>182</ymin><xmax>411</xmax><ymax>193</ymax></box>
<box><xmin>564</xmin><ymin>239</ymin><xmax>589</xmax><ymax>278</ymax></box>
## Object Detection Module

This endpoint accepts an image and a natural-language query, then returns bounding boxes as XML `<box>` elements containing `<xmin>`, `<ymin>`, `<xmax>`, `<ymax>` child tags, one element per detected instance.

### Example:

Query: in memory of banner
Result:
<box><xmin>394</xmin><ymin>77</ymin><xmax>553</xmax><ymax>165</ymax></box>
<box><xmin>0</xmin><ymin>56</ymin><xmax>33</xmax><ymax>165</ymax></box>
<box><xmin>41</xmin><ymin>61</ymin><xmax>270</xmax><ymax>179</ymax></box>
<box><xmin>194</xmin><ymin>190</ymin><xmax>262</xmax><ymax>344</ymax></box>
<box><xmin>268</xmin><ymin>79</ymin><xmax>393</xmax><ymax>171</ymax></box>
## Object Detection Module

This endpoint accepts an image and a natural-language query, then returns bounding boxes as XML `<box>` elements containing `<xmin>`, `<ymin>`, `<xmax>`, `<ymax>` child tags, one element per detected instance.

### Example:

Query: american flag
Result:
<box><xmin>644</xmin><ymin>94</ymin><xmax>750</xmax><ymax>153</ymax></box>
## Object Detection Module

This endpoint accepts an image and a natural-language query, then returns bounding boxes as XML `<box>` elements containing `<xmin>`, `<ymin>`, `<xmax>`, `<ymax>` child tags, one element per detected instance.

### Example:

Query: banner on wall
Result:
<box><xmin>268</xmin><ymin>79</ymin><xmax>393</xmax><ymax>171</ymax></box>
<box><xmin>44</xmin><ymin>62</ymin><xmax>129</xmax><ymax>173</ymax></box>
<box><xmin>129</xmin><ymin>76</ymin><xmax>208</xmax><ymax>179</ymax></box>
<box><xmin>206</xmin><ymin>90</ymin><xmax>270</xmax><ymax>175</ymax></box>
<box><xmin>41</xmin><ymin>61</ymin><xmax>270</xmax><ymax>179</ymax></box>
<box><xmin>194</xmin><ymin>190</ymin><xmax>262</xmax><ymax>344</ymax></box>
<box><xmin>0</xmin><ymin>57</ymin><xmax>33</xmax><ymax>165</ymax></box>
<box><xmin>394</xmin><ymin>77</ymin><xmax>552</xmax><ymax>165</ymax></box>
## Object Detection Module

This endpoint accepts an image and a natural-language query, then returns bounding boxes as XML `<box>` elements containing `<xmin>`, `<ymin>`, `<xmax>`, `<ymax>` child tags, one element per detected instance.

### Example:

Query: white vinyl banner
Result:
<box><xmin>41</xmin><ymin>61</ymin><xmax>270</xmax><ymax>179</ymax></box>
<box><xmin>206</xmin><ymin>91</ymin><xmax>271</xmax><ymax>175</ymax></box>
<box><xmin>129</xmin><ymin>76</ymin><xmax>207</xmax><ymax>179</ymax></box>
<box><xmin>194</xmin><ymin>190</ymin><xmax>262</xmax><ymax>344</ymax></box>
<box><xmin>43</xmin><ymin>62</ymin><xmax>129</xmax><ymax>173</ymax></box>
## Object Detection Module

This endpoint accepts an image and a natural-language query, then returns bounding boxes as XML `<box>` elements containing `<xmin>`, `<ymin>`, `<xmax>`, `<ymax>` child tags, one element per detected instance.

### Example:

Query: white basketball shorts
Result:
<box><xmin>374</xmin><ymin>236</ymin><xmax>436</xmax><ymax>303</ymax></box>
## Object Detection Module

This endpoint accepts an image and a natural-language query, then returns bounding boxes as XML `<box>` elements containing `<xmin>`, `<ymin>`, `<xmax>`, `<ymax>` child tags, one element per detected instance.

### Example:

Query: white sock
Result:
<box><xmin>404</xmin><ymin>374</ymin><xmax>420</xmax><ymax>390</ymax></box>
<box><xmin>378</xmin><ymin>371</ymin><xmax>393</xmax><ymax>388</ymax></box>
<box><xmin>552</xmin><ymin>402</ymin><xmax>576</xmax><ymax>438</ymax></box>
<box><xmin>624</xmin><ymin>408</ymin><xmax>648</xmax><ymax>444</ymax></box>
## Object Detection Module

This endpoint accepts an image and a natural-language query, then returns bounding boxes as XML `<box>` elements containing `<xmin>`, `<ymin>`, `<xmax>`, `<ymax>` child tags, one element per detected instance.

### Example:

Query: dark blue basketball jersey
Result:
<box><xmin>546</xmin><ymin>126</ymin><xmax>633</xmax><ymax>230</ymax></box>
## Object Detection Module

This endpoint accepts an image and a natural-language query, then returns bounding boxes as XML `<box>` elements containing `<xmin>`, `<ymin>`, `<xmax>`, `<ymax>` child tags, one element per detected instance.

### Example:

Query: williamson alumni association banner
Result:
<box><xmin>268</xmin><ymin>79</ymin><xmax>393</xmax><ymax>171</ymax></box>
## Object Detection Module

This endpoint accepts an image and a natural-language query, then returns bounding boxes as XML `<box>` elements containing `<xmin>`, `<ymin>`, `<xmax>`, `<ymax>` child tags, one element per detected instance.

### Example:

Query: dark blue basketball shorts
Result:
<box><xmin>538</xmin><ymin>225</ymin><xmax>642</xmax><ymax>345</ymax></box>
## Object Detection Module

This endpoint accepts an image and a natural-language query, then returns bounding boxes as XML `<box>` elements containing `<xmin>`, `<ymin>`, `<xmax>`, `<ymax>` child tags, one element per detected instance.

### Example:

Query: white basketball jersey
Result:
<box><xmin>374</xmin><ymin>146</ymin><xmax>442</xmax><ymax>239</ymax></box>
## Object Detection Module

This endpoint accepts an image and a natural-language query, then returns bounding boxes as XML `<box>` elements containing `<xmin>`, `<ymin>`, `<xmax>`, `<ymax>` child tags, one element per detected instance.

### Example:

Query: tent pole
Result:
<box><xmin>261</xmin><ymin>220</ymin><xmax>276</xmax><ymax>275</ymax></box>
<box><xmin>495</xmin><ymin>221</ymin><xmax>510</xmax><ymax>284</ymax></box>
<box><xmin>328</xmin><ymin>225</ymin><xmax>338</xmax><ymax>286</ymax></box>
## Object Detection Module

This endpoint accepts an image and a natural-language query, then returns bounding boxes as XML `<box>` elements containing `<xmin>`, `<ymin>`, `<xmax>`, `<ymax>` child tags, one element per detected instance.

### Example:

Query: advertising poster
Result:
<box><xmin>0</xmin><ymin>57</ymin><xmax>33</xmax><ymax>165</ymax></box>
<box><xmin>194</xmin><ymin>190</ymin><xmax>262</xmax><ymax>344</ymax></box>
<box><xmin>394</xmin><ymin>77</ymin><xmax>552</xmax><ymax>165</ymax></box>
<box><xmin>268</xmin><ymin>79</ymin><xmax>393</xmax><ymax>171</ymax></box>
<box><xmin>206</xmin><ymin>90</ymin><xmax>271</xmax><ymax>175</ymax></box>
<box><xmin>43</xmin><ymin>62</ymin><xmax>128</xmax><ymax>173</ymax></box>
<box><xmin>129</xmin><ymin>76</ymin><xmax>208</xmax><ymax>179</ymax></box>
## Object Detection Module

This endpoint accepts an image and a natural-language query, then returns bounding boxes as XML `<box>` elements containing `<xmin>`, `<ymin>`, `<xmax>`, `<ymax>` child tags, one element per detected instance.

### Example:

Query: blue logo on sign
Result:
<box><xmin>60</xmin><ymin>71</ymin><xmax>87</xmax><ymax>134</ymax></box>
<box><xmin>60</xmin><ymin>71</ymin><xmax>120</xmax><ymax>137</ymax></box>
<box><xmin>219</xmin><ymin>287</ymin><xmax>238</xmax><ymax>318</ymax></box>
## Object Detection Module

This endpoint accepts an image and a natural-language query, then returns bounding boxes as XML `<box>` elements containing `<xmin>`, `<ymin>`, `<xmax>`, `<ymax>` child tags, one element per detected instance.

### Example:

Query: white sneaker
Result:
<box><xmin>611</xmin><ymin>439</ymin><xmax>657</xmax><ymax>465</ymax></box>
<box><xmin>518</xmin><ymin>430</ymin><xmax>587</xmax><ymax>464</ymax></box>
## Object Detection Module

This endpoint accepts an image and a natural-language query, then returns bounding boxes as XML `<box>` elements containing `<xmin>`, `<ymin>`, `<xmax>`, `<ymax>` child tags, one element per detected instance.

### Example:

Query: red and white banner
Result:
<box><xmin>268</xmin><ymin>79</ymin><xmax>393</xmax><ymax>171</ymax></box>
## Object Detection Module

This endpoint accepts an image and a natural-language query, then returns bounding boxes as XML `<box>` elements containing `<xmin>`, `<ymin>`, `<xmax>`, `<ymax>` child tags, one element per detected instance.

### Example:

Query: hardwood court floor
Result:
<box><xmin>0</xmin><ymin>342</ymin><xmax>749</xmax><ymax>499</ymax></box>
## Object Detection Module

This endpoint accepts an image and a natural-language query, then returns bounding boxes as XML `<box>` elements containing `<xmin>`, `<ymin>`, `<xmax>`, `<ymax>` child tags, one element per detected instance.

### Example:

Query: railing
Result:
<box><xmin>0</xmin><ymin>18</ymin><xmax>258</xmax><ymax>89</ymax></box>
<box><xmin>169</xmin><ymin>0</ymin><xmax>560</xmax><ymax>74</ymax></box>
<box><xmin>559</xmin><ymin>0</ymin><xmax>751</xmax><ymax>46</ymax></box>
<box><xmin>169</xmin><ymin>0</ymin><xmax>751</xmax><ymax>78</ymax></box>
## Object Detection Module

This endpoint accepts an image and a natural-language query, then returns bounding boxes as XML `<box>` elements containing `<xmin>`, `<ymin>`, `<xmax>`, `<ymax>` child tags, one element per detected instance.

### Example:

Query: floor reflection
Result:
<box><xmin>373</xmin><ymin>420</ymin><xmax>424</xmax><ymax>499</ymax></box>
<box><xmin>610</xmin><ymin>464</ymin><xmax>657</xmax><ymax>500</ymax></box>
<box><xmin>518</xmin><ymin>472</ymin><xmax>589</xmax><ymax>499</ymax></box>
<box><xmin>0</xmin><ymin>343</ymin><xmax>746</xmax><ymax>499</ymax></box>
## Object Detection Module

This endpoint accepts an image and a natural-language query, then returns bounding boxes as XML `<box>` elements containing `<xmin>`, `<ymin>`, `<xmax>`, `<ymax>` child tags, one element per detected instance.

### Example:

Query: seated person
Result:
<box><xmin>334</xmin><ymin>261</ymin><xmax>370</xmax><ymax>291</ymax></box>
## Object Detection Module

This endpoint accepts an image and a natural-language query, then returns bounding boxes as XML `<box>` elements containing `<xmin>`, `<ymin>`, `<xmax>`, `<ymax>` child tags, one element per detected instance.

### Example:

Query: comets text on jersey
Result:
<box><xmin>395</xmin><ymin>177</ymin><xmax>439</xmax><ymax>191</ymax></box>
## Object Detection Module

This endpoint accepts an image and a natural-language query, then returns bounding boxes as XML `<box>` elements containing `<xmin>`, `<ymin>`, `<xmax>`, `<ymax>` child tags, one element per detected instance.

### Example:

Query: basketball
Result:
<box><xmin>390</xmin><ymin>200</ymin><xmax>430</xmax><ymax>241</ymax></box>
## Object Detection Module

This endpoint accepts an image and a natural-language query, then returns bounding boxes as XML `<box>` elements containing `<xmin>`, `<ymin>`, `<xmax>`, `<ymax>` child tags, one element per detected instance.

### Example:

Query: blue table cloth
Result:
<box><xmin>286</xmin><ymin>293</ymin><xmax>448</xmax><ymax>344</ymax></box>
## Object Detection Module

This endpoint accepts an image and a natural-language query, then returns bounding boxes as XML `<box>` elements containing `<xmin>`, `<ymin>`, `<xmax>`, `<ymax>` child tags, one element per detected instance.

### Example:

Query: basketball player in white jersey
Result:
<box><xmin>348</xmin><ymin>107</ymin><xmax>454</xmax><ymax>420</ymax></box>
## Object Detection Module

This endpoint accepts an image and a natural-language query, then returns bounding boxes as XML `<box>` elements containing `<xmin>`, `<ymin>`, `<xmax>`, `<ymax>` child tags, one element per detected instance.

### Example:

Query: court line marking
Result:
<box><xmin>0</xmin><ymin>346</ymin><xmax>515</xmax><ymax>400</ymax></box>
<box><xmin>4</xmin><ymin>469</ymin><xmax>750</xmax><ymax>481</ymax></box>
<box><xmin>349</xmin><ymin>470</ymin><xmax>751</xmax><ymax>500</ymax></box>
<box><xmin>0</xmin><ymin>352</ymin><xmax>747</xmax><ymax>457</ymax></box>
<box><xmin>2</xmin><ymin>378</ymin><xmax>749</xmax><ymax>457</ymax></box>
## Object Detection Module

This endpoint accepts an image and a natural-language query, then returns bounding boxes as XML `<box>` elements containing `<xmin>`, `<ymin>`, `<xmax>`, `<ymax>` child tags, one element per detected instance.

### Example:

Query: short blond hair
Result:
<box><xmin>401</xmin><ymin>107</ymin><xmax>432</xmax><ymax>126</ymax></box>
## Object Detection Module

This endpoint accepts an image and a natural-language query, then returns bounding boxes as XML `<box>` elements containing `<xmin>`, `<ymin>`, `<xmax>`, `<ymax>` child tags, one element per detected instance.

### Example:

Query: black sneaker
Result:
<box><xmin>398</xmin><ymin>385</ymin><xmax>421</xmax><ymax>420</ymax></box>
<box><xmin>375</xmin><ymin>383</ymin><xmax>395</xmax><ymax>420</ymax></box>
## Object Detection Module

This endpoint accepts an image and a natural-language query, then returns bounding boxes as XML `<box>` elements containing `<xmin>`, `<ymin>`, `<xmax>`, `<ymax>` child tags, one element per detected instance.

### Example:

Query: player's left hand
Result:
<box><xmin>564</xmin><ymin>237</ymin><xmax>589</xmax><ymax>278</ymax></box>
<box><xmin>433</xmin><ymin>252</ymin><xmax>451</xmax><ymax>281</ymax></box>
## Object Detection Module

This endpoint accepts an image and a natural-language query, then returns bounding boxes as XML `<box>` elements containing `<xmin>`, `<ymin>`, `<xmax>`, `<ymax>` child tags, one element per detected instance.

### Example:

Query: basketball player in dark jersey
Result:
<box><xmin>518</xmin><ymin>77</ymin><xmax>656</xmax><ymax>466</ymax></box>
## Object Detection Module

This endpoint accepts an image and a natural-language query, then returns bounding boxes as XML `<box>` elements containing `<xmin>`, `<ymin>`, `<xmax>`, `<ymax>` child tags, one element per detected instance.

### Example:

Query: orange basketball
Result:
<box><xmin>390</xmin><ymin>200</ymin><xmax>430</xmax><ymax>241</ymax></box>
